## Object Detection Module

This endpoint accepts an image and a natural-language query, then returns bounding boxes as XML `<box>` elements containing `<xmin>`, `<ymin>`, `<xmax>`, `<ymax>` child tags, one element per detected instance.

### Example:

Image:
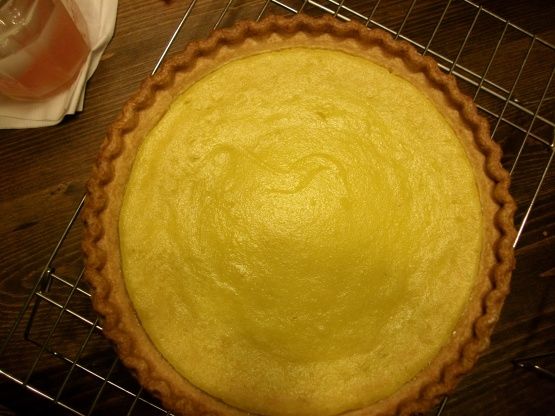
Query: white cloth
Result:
<box><xmin>0</xmin><ymin>0</ymin><xmax>118</xmax><ymax>129</ymax></box>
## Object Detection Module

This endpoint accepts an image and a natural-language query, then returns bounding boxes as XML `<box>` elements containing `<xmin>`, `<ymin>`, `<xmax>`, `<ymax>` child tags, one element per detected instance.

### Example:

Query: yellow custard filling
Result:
<box><xmin>120</xmin><ymin>48</ymin><xmax>482</xmax><ymax>416</ymax></box>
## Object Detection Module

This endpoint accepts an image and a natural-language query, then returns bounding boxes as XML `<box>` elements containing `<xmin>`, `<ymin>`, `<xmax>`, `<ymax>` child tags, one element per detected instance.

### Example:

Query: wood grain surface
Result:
<box><xmin>1</xmin><ymin>0</ymin><xmax>554</xmax><ymax>415</ymax></box>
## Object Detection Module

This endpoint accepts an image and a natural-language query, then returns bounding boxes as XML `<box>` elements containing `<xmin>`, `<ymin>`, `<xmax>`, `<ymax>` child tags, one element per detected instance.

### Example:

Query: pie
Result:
<box><xmin>83</xmin><ymin>14</ymin><xmax>516</xmax><ymax>416</ymax></box>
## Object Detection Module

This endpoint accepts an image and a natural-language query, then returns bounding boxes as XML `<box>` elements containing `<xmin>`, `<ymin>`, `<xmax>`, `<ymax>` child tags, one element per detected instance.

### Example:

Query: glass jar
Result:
<box><xmin>0</xmin><ymin>0</ymin><xmax>89</xmax><ymax>100</ymax></box>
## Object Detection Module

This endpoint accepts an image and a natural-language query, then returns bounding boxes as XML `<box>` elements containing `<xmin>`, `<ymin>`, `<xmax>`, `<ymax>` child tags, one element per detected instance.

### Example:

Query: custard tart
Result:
<box><xmin>83</xmin><ymin>14</ymin><xmax>516</xmax><ymax>416</ymax></box>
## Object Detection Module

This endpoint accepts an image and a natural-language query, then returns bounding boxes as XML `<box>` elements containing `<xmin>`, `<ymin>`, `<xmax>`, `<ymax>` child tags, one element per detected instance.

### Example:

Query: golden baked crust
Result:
<box><xmin>83</xmin><ymin>14</ymin><xmax>516</xmax><ymax>416</ymax></box>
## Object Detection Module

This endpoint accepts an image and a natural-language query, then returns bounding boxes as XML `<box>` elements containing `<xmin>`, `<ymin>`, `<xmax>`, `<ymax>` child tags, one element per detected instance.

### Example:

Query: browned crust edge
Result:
<box><xmin>82</xmin><ymin>14</ymin><xmax>517</xmax><ymax>416</ymax></box>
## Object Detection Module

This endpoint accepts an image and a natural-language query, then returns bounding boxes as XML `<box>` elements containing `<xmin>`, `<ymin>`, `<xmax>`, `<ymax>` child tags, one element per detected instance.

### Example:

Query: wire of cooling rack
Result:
<box><xmin>1</xmin><ymin>1</ymin><xmax>554</xmax><ymax>415</ymax></box>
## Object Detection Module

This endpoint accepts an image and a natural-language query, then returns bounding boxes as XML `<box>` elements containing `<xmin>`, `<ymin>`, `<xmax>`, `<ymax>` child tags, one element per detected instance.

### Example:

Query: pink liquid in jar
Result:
<box><xmin>0</xmin><ymin>0</ymin><xmax>89</xmax><ymax>100</ymax></box>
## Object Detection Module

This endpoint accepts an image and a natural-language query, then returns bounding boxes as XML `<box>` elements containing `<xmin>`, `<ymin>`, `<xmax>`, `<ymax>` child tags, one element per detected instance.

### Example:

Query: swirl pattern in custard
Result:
<box><xmin>120</xmin><ymin>48</ymin><xmax>482</xmax><ymax>416</ymax></box>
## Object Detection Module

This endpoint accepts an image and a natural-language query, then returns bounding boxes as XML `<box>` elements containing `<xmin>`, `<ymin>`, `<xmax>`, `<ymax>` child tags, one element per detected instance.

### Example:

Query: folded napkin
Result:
<box><xmin>0</xmin><ymin>0</ymin><xmax>118</xmax><ymax>129</ymax></box>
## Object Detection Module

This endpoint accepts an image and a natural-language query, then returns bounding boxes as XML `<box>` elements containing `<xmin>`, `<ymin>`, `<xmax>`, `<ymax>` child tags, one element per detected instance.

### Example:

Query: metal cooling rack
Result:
<box><xmin>1</xmin><ymin>0</ymin><xmax>554</xmax><ymax>415</ymax></box>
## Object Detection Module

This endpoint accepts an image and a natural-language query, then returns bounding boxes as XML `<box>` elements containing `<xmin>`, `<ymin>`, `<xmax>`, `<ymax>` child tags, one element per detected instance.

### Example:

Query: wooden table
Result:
<box><xmin>1</xmin><ymin>0</ymin><xmax>554</xmax><ymax>415</ymax></box>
